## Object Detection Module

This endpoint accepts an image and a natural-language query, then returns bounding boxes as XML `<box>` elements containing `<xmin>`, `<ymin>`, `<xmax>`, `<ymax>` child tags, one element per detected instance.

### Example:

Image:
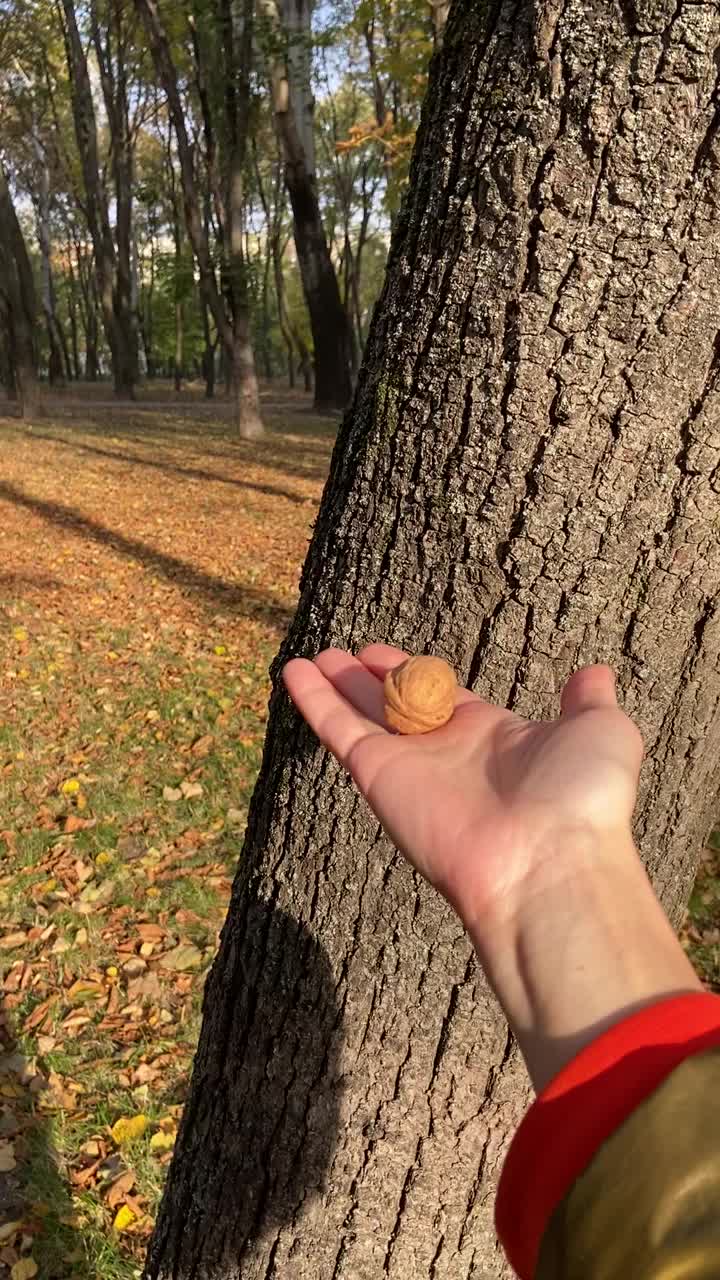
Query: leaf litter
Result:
<box><xmin>0</xmin><ymin>396</ymin><xmax>333</xmax><ymax>1277</ymax></box>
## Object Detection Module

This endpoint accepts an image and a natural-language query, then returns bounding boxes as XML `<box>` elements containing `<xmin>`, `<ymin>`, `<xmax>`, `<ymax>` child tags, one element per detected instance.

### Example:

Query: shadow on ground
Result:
<box><xmin>0</xmin><ymin>480</ymin><xmax>294</xmax><ymax>632</ymax></box>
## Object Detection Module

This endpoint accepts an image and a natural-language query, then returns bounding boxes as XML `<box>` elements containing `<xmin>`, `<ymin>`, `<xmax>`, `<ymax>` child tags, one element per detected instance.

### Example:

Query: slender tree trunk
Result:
<box><xmin>200</xmin><ymin>194</ymin><xmax>215</xmax><ymax>399</ymax></box>
<box><xmin>0</xmin><ymin>164</ymin><xmax>39</xmax><ymax>416</ymax></box>
<box><xmin>260</xmin><ymin>0</ymin><xmax>353</xmax><ymax>412</ymax></box>
<box><xmin>90</xmin><ymin>0</ymin><xmax>139</xmax><ymax>395</ymax></box>
<box><xmin>261</xmin><ymin>243</ymin><xmax>274</xmax><ymax>380</ymax></box>
<box><xmin>31</xmin><ymin>136</ymin><xmax>66</xmax><ymax>387</ymax></box>
<box><xmin>273</xmin><ymin>238</ymin><xmax>295</xmax><ymax>387</ymax></box>
<box><xmin>143</xmin><ymin>224</ymin><xmax>156</xmax><ymax>378</ymax></box>
<box><xmin>170</xmin><ymin>158</ymin><xmax>184</xmax><ymax>393</ymax></box>
<box><xmin>363</xmin><ymin>17</ymin><xmax>397</xmax><ymax>223</ymax></box>
<box><xmin>219</xmin><ymin>0</ymin><xmax>264</xmax><ymax>438</ymax></box>
<box><xmin>174</xmin><ymin>297</ymin><xmax>184</xmax><ymax>393</ymax></box>
<box><xmin>134</xmin><ymin>0</ymin><xmax>263</xmax><ymax>435</ymax></box>
<box><xmin>145</xmin><ymin>3</ymin><xmax>720</xmax><ymax>1276</ymax></box>
<box><xmin>201</xmin><ymin>304</ymin><xmax>216</xmax><ymax>400</ymax></box>
<box><xmin>61</xmin><ymin>0</ymin><xmax>136</xmax><ymax>396</ymax></box>
<box><xmin>254</xmin><ymin>142</ymin><xmax>295</xmax><ymax>389</ymax></box>
<box><xmin>65</xmin><ymin>252</ymin><xmax>82</xmax><ymax>381</ymax></box>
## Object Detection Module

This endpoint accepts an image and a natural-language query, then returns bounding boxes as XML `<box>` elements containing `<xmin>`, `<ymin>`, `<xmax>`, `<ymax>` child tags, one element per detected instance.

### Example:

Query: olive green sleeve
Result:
<box><xmin>536</xmin><ymin>1046</ymin><xmax>720</xmax><ymax>1279</ymax></box>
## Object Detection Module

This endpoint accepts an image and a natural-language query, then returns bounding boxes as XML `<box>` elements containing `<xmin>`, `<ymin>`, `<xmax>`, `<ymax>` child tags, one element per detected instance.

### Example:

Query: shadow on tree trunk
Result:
<box><xmin>145</xmin><ymin>894</ymin><xmax>342</xmax><ymax>1274</ymax></box>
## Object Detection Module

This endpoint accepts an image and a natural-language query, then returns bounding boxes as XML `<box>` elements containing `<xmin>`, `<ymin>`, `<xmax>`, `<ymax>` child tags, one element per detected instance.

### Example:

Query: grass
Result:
<box><xmin>0</xmin><ymin>388</ymin><xmax>334</xmax><ymax>1278</ymax></box>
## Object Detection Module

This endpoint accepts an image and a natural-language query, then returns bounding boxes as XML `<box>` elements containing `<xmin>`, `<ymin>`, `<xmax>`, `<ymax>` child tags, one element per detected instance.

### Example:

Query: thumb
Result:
<box><xmin>560</xmin><ymin>664</ymin><xmax>618</xmax><ymax>716</ymax></box>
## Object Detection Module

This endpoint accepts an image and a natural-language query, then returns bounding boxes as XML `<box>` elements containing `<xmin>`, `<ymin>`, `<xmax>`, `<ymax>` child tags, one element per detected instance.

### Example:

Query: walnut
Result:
<box><xmin>383</xmin><ymin>655</ymin><xmax>457</xmax><ymax>734</ymax></box>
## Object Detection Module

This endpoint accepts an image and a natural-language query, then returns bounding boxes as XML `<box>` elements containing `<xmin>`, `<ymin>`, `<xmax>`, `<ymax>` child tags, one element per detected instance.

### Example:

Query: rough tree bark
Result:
<box><xmin>261</xmin><ymin>0</ymin><xmax>353</xmax><ymax>412</ymax></box>
<box><xmin>146</xmin><ymin>1</ymin><xmax>720</xmax><ymax>1276</ymax></box>
<box><xmin>0</xmin><ymin>164</ymin><xmax>39</xmax><ymax>415</ymax></box>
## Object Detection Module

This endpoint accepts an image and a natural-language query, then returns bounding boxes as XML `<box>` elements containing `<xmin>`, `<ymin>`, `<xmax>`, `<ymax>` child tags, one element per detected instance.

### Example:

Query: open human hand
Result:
<box><xmin>282</xmin><ymin>643</ymin><xmax>644</xmax><ymax>933</ymax></box>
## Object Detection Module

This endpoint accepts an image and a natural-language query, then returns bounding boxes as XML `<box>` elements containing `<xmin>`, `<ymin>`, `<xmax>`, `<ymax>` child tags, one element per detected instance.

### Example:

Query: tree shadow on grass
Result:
<box><xmin>0</xmin><ymin>573</ymin><xmax>64</xmax><ymax>594</ymax></box>
<box><xmin>22</xmin><ymin>407</ymin><xmax>336</xmax><ymax>484</ymax></box>
<box><xmin>0</xmin><ymin>480</ymin><xmax>294</xmax><ymax>632</ymax></box>
<box><xmin>24</xmin><ymin>433</ymin><xmax>317</xmax><ymax>509</ymax></box>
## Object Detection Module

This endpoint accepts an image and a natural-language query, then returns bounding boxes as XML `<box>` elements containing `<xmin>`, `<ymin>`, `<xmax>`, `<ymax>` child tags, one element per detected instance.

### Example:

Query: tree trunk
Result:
<box><xmin>260</xmin><ymin>0</ymin><xmax>353</xmax><ymax>413</ymax></box>
<box><xmin>171</xmin><ymin>163</ymin><xmax>184</xmax><ymax>394</ymax></box>
<box><xmin>291</xmin><ymin>321</ymin><xmax>313</xmax><ymax>393</ymax></box>
<box><xmin>0</xmin><ymin>164</ymin><xmax>39</xmax><ymax>416</ymax></box>
<box><xmin>220</xmin><ymin>0</ymin><xmax>265</xmax><ymax>438</ymax></box>
<box><xmin>145</xmin><ymin>2</ymin><xmax>720</xmax><ymax>1276</ymax></box>
<box><xmin>135</xmin><ymin>0</ymin><xmax>263</xmax><ymax>434</ymax></box>
<box><xmin>61</xmin><ymin>0</ymin><xmax>136</xmax><ymax>397</ymax></box>
<box><xmin>64</xmin><ymin>248</ymin><xmax>82</xmax><ymax>380</ymax></box>
<box><xmin>32</xmin><ymin>137</ymin><xmax>66</xmax><ymax>388</ymax></box>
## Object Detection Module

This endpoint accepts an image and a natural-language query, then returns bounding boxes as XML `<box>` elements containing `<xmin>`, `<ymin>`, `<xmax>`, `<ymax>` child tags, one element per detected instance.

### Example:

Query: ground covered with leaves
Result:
<box><xmin>0</xmin><ymin>389</ymin><xmax>333</xmax><ymax>1278</ymax></box>
<box><xmin>1</xmin><ymin>390</ymin><xmax>718</xmax><ymax>1279</ymax></box>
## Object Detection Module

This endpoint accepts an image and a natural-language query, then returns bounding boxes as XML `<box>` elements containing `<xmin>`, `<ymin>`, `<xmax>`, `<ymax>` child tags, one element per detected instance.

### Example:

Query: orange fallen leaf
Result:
<box><xmin>106</xmin><ymin>1169</ymin><xmax>136</xmax><ymax>1209</ymax></box>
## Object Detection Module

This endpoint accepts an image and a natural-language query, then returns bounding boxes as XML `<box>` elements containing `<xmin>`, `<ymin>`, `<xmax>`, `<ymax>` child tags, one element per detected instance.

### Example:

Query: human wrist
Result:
<box><xmin>464</xmin><ymin>823</ymin><xmax>701</xmax><ymax>1091</ymax></box>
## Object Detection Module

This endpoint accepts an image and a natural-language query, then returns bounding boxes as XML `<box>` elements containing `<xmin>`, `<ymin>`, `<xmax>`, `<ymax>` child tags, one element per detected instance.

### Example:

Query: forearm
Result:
<box><xmin>465</xmin><ymin>824</ymin><xmax>702</xmax><ymax>1092</ymax></box>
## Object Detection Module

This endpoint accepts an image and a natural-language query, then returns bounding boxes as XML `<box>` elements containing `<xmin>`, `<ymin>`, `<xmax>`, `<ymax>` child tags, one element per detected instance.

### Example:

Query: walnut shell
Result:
<box><xmin>384</xmin><ymin>655</ymin><xmax>457</xmax><ymax>734</ymax></box>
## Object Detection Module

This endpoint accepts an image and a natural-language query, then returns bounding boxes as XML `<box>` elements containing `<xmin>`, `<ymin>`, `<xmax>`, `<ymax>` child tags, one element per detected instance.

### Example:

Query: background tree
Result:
<box><xmin>144</xmin><ymin>0</ymin><xmax>720</xmax><ymax>1275</ymax></box>
<box><xmin>259</xmin><ymin>0</ymin><xmax>354</xmax><ymax>411</ymax></box>
<box><xmin>134</xmin><ymin>0</ymin><xmax>264</xmax><ymax>437</ymax></box>
<box><xmin>0</xmin><ymin>161</ymin><xmax>38</xmax><ymax>413</ymax></box>
<box><xmin>59</xmin><ymin>0</ymin><xmax>138</xmax><ymax>396</ymax></box>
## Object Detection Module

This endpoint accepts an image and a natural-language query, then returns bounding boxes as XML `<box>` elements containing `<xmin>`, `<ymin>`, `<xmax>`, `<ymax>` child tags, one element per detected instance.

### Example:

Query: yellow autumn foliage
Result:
<box><xmin>112</xmin><ymin>1205</ymin><xmax>136</xmax><ymax>1232</ymax></box>
<box><xmin>110</xmin><ymin>1114</ymin><xmax>147</xmax><ymax>1145</ymax></box>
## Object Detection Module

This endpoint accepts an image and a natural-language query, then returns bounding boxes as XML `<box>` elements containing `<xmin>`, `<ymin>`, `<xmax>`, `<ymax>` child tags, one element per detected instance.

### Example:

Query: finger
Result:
<box><xmin>357</xmin><ymin>642</ymin><xmax>478</xmax><ymax>707</ymax></box>
<box><xmin>561</xmin><ymin>664</ymin><xmax>618</xmax><ymax>716</ymax></box>
<box><xmin>356</xmin><ymin>642</ymin><xmax>410</xmax><ymax>674</ymax></box>
<box><xmin>282</xmin><ymin>657</ymin><xmax>384</xmax><ymax>766</ymax></box>
<box><xmin>314</xmin><ymin>648</ymin><xmax>387</xmax><ymax>725</ymax></box>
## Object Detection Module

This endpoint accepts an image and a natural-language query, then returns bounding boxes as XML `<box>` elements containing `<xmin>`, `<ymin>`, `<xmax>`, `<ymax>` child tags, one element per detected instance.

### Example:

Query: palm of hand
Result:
<box><xmin>283</xmin><ymin>644</ymin><xmax>644</xmax><ymax>927</ymax></box>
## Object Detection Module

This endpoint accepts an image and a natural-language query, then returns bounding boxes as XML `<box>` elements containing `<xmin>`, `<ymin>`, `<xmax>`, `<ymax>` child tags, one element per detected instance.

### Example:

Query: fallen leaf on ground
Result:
<box><xmin>136</xmin><ymin>923</ymin><xmax>166</xmax><ymax>942</ymax></box>
<box><xmin>65</xmin><ymin>814</ymin><xmax>94</xmax><ymax>834</ymax></box>
<box><xmin>160</xmin><ymin>943</ymin><xmax>203</xmax><ymax>971</ymax></box>
<box><xmin>162</xmin><ymin>787</ymin><xmax>182</xmax><ymax>803</ymax></box>
<box><xmin>149</xmin><ymin>1130</ymin><xmax>176</xmax><ymax>1153</ymax></box>
<box><xmin>67</xmin><ymin>979</ymin><xmax>106</xmax><ymax>1002</ymax></box>
<box><xmin>79</xmin><ymin>1139</ymin><xmax>102</xmax><ymax>1159</ymax></box>
<box><xmin>180</xmin><ymin>780</ymin><xmax>203</xmax><ymax>800</ymax></box>
<box><xmin>112</xmin><ymin>1205</ymin><xmax>136</xmax><ymax>1233</ymax></box>
<box><xmin>106</xmin><ymin>1169</ymin><xmax>136</xmax><ymax>1209</ymax></box>
<box><xmin>110</xmin><ymin>1113</ymin><xmax>147</xmax><ymax>1145</ymax></box>
<box><xmin>11</xmin><ymin>1259</ymin><xmax>38</xmax><ymax>1280</ymax></box>
<box><xmin>0</xmin><ymin>933</ymin><xmax>28</xmax><ymax>951</ymax></box>
<box><xmin>0</xmin><ymin>1143</ymin><xmax>17</xmax><ymax>1171</ymax></box>
<box><xmin>24</xmin><ymin>997</ymin><xmax>57</xmax><ymax>1032</ymax></box>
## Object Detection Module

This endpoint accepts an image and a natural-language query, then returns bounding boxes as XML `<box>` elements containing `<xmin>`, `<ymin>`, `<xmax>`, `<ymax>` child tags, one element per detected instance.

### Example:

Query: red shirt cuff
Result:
<box><xmin>495</xmin><ymin>991</ymin><xmax>720</xmax><ymax>1279</ymax></box>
